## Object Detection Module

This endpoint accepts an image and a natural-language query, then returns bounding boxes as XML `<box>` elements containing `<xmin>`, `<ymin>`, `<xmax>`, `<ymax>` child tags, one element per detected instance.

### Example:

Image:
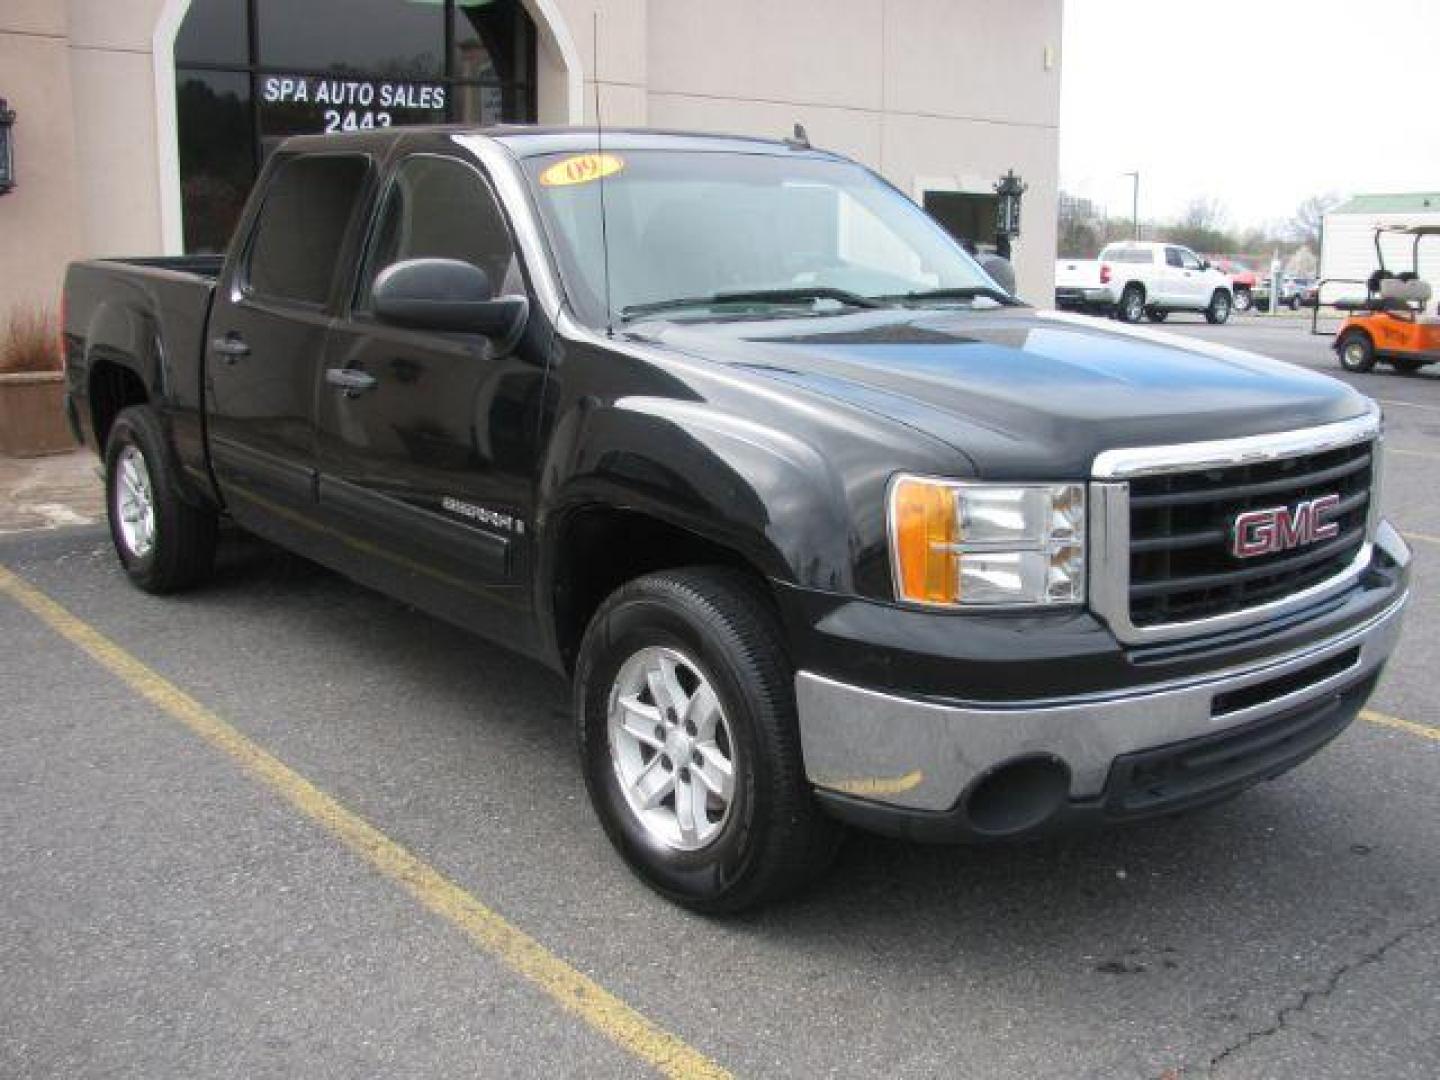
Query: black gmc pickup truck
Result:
<box><xmin>63</xmin><ymin>127</ymin><xmax>1410</xmax><ymax>911</ymax></box>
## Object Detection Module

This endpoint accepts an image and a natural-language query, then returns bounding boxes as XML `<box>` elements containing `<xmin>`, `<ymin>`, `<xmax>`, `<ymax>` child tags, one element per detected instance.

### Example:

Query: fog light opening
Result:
<box><xmin>963</xmin><ymin>755</ymin><xmax>1070</xmax><ymax>837</ymax></box>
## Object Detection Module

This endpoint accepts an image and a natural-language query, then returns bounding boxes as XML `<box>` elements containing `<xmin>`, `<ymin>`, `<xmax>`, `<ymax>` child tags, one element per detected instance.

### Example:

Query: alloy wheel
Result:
<box><xmin>607</xmin><ymin>645</ymin><xmax>737</xmax><ymax>851</ymax></box>
<box><xmin>115</xmin><ymin>445</ymin><xmax>156</xmax><ymax>559</ymax></box>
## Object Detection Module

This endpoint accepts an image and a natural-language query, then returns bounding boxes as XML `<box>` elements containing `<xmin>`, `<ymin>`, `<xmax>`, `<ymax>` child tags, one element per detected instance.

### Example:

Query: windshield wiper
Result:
<box><xmin>878</xmin><ymin>286</ymin><xmax>1023</xmax><ymax>307</ymax></box>
<box><xmin>620</xmin><ymin>287</ymin><xmax>887</xmax><ymax>322</ymax></box>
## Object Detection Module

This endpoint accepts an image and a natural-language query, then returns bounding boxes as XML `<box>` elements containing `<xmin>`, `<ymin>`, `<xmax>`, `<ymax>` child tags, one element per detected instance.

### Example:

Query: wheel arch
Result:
<box><xmin>88</xmin><ymin>358</ymin><xmax>150</xmax><ymax>453</ymax></box>
<box><xmin>544</xmin><ymin>504</ymin><xmax>782</xmax><ymax>675</ymax></box>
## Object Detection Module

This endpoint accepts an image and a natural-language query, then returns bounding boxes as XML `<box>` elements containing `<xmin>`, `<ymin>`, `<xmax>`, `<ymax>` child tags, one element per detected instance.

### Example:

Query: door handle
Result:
<box><xmin>325</xmin><ymin>367</ymin><xmax>378</xmax><ymax>397</ymax></box>
<box><xmin>211</xmin><ymin>334</ymin><xmax>250</xmax><ymax>362</ymax></box>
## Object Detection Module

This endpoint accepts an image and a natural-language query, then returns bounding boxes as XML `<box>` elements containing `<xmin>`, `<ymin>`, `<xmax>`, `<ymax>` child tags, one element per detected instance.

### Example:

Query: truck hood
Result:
<box><xmin>632</xmin><ymin>308</ymin><xmax>1372</xmax><ymax>478</ymax></box>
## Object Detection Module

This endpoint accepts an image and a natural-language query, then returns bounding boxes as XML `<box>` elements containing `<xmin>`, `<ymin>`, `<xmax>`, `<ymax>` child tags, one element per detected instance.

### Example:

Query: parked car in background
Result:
<box><xmin>1205</xmin><ymin>256</ymin><xmax>1258</xmax><ymax>312</ymax></box>
<box><xmin>1286</xmin><ymin>276</ymin><xmax>1315</xmax><ymax>310</ymax></box>
<box><xmin>1254</xmin><ymin>275</ymin><xmax>1312</xmax><ymax>312</ymax></box>
<box><xmin>1055</xmin><ymin>241</ymin><xmax>1234</xmax><ymax>323</ymax></box>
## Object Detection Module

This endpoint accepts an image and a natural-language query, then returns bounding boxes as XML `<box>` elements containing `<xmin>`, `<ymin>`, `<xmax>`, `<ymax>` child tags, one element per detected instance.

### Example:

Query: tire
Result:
<box><xmin>1336</xmin><ymin>330</ymin><xmax>1376</xmax><ymax>373</ymax></box>
<box><xmin>1391</xmin><ymin>357</ymin><xmax>1426</xmax><ymax>374</ymax></box>
<box><xmin>104</xmin><ymin>405</ymin><xmax>218</xmax><ymax>593</ymax></box>
<box><xmin>1233</xmin><ymin>287</ymin><xmax>1252</xmax><ymax>313</ymax></box>
<box><xmin>1146</xmin><ymin>309</ymin><xmax>1169</xmax><ymax>323</ymax></box>
<box><xmin>575</xmin><ymin>567</ymin><xmax>841</xmax><ymax>912</ymax></box>
<box><xmin>1117</xmin><ymin>285</ymin><xmax>1146</xmax><ymax>323</ymax></box>
<box><xmin>1205</xmin><ymin>290</ymin><xmax>1232</xmax><ymax>324</ymax></box>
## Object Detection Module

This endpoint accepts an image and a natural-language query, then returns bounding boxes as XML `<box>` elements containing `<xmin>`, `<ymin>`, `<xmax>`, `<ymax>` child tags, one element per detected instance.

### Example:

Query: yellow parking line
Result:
<box><xmin>1385</xmin><ymin>446</ymin><xmax>1440</xmax><ymax>462</ymax></box>
<box><xmin>1362</xmin><ymin>708</ymin><xmax>1440</xmax><ymax>743</ymax></box>
<box><xmin>0</xmin><ymin>566</ymin><xmax>730</xmax><ymax>1080</ymax></box>
<box><xmin>1377</xmin><ymin>397</ymin><xmax>1440</xmax><ymax>413</ymax></box>
<box><xmin>1400</xmin><ymin>530</ymin><xmax>1440</xmax><ymax>547</ymax></box>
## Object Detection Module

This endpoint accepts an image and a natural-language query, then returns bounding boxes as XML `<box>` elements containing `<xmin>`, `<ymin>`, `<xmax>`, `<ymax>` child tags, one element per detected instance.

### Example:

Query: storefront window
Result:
<box><xmin>255</xmin><ymin>0</ymin><xmax>444</xmax><ymax>79</ymax></box>
<box><xmin>174</xmin><ymin>0</ymin><xmax>247</xmax><ymax>66</ymax></box>
<box><xmin>176</xmin><ymin>69</ymin><xmax>253</xmax><ymax>253</ymax></box>
<box><xmin>173</xmin><ymin>0</ymin><xmax>537</xmax><ymax>252</ymax></box>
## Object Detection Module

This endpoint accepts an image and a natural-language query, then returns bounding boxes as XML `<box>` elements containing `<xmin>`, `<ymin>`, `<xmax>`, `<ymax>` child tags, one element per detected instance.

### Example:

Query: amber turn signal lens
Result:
<box><xmin>891</xmin><ymin>478</ymin><xmax>959</xmax><ymax>604</ymax></box>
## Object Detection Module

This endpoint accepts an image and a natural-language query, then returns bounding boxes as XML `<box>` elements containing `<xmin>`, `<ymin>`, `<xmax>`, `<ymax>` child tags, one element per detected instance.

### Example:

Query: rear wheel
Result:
<box><xmin>1205</xmin><ymin>290</ymin><xmax>1232</xmax><ymax>324</ymax></box>
<box><xmin>104</xmin><ymin>405</ymin><xmax>218</xmax><ymax>593</ymax></box>
<box><xmin>1117</xmin><ymin>285</ymin><xmax>1146</xmax><ymax>323</ymax></box>
<box><xmin>575</xmin><ymin>567</ymin><xmax>840</xmax><ymax>912</ymax></box>
<box><xmin>1337</xmin><ymin>330</ymin><xmax>1376</xmax><ymax>373</ymax></box>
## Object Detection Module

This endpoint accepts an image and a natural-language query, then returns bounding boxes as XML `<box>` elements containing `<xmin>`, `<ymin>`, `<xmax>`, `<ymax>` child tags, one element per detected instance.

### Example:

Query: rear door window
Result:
<box><xmin>246</xmin><ymin>154</ymin><xmax>369</xmax><ymax>305</ymax></box>
<box><xmin>1101</xmin><ymin>246</ymin><xmax>1152</xmax><ymax>264</ymax></box>
<box><xmin>1165</xmin><ymin>247</ymin><xmax>1185</xmax><ymax>268</ymax></box>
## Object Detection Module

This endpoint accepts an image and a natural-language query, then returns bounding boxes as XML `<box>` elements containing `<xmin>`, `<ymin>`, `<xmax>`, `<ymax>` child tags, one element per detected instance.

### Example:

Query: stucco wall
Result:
<box><xmin>1</xmin><ymin>0</ymin><xmax>1061</xmax><ymax>322</ymax></box>
<box><xmin>67</xmin><ymin>0</ymin><xmax>169</xmax><ymax>259</ymax></box>
<box><xmin>0</xmin><ymin>5</ymin><xmax>84</xmax><ymax>319</ymax></box>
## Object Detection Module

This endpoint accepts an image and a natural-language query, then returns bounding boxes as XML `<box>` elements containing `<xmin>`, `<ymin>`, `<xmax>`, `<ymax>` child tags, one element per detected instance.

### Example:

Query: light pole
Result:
<box><xmin>1122</xmin><ymin>171</ymin><xmax>1140</xmax><ymax>241</ymax></box>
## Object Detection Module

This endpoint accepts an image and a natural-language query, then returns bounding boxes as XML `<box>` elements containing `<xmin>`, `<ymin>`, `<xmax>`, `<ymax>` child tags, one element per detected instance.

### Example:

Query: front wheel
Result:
<box><xmin>575</xmin><ymin>568</ymin><xmax>840</xmax><ymax>912</ymax></box>
<box><xmin>1337</xmin><ymin>330</ymin><xmax>1376</xmax><ymax>373</ymax></box>
<box><xmin>1205</xmin><ymin>290</ymin><xmax>1233</xmax><ymax>324</ymax></box>
<box><xmin>104</xmin><ymin>405</ymin><xmax>218</xmax><ymax>593</ymax></box>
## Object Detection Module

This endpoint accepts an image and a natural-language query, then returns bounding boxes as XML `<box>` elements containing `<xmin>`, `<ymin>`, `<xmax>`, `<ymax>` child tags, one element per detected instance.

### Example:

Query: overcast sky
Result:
<box><xmin>1059</xmin><ymin>0</ymin><xmax>1440</xmax><ymax>229</ymax></box>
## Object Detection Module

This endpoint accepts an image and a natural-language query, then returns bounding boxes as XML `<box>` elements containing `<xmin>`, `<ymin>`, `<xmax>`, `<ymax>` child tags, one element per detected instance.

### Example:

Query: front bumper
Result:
<box><xmin>792</xmin><ymin>529</ymin><xmax>1409</xmax><ymax>842</ymax></box>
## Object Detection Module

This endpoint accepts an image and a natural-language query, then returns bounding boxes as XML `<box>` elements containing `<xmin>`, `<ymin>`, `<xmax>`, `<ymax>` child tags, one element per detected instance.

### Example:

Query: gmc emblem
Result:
<box><xmin>1231</xmin><ymin>494</ymin><xmax>1341</xmax><ymax>558</ymax></box>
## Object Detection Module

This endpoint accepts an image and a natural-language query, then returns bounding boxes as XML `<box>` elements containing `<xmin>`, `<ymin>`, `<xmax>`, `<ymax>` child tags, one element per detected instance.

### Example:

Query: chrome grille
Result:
<box><xmin>1088</xmin><ymin>412</ymin><xmax>1382</xmax><ymax>645</ymax></box>
<box><xmin>1128</xmin><ymin>440</ymin><xmax>1373</xmax><ymax>626</ymax></box>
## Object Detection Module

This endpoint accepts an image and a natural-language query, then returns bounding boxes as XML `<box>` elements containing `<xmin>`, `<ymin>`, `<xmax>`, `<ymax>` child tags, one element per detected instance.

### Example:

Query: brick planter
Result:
<box><xmin>0</xmin><ymin>372</ymin><xmax>76</xmax><ymax>457</ymax></box>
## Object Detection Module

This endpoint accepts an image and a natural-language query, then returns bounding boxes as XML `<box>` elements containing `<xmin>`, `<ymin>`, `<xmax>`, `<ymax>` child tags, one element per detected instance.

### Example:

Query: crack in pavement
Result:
<box><xmin>1203</xmin><ymin>912</ymin><xmax>1440</xmax><ymax>1077</ymax></box>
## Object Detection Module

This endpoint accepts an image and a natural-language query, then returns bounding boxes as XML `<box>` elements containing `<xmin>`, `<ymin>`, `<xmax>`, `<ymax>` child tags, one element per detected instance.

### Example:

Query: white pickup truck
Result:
<box><xmin>1055</xmin><ymin>241</ymin><xmax>1234</xmax><ymax>324</ymax></box>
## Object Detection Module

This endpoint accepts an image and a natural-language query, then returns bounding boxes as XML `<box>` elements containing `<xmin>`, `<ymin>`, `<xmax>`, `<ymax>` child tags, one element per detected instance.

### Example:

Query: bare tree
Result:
<box><xmin>1159</xmin><ymin>198</ymin><xmax>1233</xmax><ymax>254</ymax></box>
<box><xmin>1289</xmin><ymin>193</ymin><xmax>1341</xmax><ymax>253</ymax></box>
<box><xmin>1179</xmin><ymin>197</ymin><xmax>1227</xmax><ymax>233</ymax></box>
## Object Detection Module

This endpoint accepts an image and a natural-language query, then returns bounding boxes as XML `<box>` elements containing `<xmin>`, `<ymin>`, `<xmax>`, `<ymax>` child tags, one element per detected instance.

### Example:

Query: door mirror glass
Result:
<box><xmin>372</xmin><ymin>257</ymin><xmax>526</xmax><ymax>336</ymax></box>
<box><xmin>975</xmin><ymin>252</ymin><xmax>1016</xmax><ymax>295</ymax></box>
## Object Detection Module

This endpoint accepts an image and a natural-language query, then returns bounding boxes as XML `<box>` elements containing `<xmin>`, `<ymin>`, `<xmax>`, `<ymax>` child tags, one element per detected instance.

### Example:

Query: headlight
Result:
<box><xmin>888</xmin><ymin>476</ymin><xmax>1085</xmax><ymax>607</ymax></box>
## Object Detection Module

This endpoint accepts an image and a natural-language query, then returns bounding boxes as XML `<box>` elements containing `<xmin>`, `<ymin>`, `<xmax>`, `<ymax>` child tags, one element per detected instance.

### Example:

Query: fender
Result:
<box><xmin>84</xmin><ymin>297</ymin><xmax>166</xmax><ymax>401</ymax></box>
<box><xmin>79</xmin><ymin>281</ymin><xmax>219</xmax><ymax>509</ymax></box>
<box><xmin>538</xmin><ymin>394</ymin><xmax>856</xmax><ymax>588</ymax></box>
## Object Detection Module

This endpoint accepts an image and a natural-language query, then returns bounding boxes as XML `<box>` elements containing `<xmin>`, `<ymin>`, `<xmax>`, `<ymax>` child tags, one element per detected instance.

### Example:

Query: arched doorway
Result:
<box><xmin>165</xmin><ymin>0</ymin><xmax>544</xmax><ymax>252</ymax></box>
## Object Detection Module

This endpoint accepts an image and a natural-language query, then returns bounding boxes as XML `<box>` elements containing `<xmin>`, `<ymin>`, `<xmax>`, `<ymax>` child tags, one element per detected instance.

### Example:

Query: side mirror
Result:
<box><xmin>372</xmin><ymin>257</ymin><xmax>527</xmax><ymax>338</ymax></box>
<box><xmin>1201</xmin><ymin>260</ymin><xmax>1212</xmax><ymax>271</ymax></box>
<box><xmin>976</xmin><ymin>252</ymin><xmax>1017</xmax><ymax>295</ymax></box>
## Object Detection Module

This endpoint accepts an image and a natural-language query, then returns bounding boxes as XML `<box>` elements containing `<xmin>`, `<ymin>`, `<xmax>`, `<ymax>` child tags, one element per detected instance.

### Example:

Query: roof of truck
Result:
<box><xmin>277</xmin><ymin>124</ymin><xmax>841</xmax><ymax>161</ymax></box>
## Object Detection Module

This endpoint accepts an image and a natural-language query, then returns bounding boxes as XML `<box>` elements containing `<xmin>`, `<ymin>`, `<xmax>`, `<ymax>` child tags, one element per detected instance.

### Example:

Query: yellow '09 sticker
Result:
<box><xmin>538</xmin><ymin>152</ymin><xmax>625</xmax><ymax>187</ymax></box>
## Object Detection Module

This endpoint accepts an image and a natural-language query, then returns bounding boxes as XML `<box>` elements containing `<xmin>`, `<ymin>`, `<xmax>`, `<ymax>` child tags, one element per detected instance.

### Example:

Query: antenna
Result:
<box><xmin>593</xmin><ymin>12</ymin><xmax>614</xmax><ymax>337</ymax></box>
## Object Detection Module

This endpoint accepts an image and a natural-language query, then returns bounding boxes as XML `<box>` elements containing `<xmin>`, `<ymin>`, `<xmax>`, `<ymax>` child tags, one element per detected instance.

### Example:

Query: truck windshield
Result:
<box><xmin>521</xmin><ymin>149</ymin><xmax>1005</xmax><ymax>326</ymax></box>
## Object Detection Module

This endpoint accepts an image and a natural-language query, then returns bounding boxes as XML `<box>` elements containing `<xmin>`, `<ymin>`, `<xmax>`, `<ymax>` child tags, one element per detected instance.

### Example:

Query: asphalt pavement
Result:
<box><xmin>2</xmin><ymin>313</ymin><xmax>1438</xmax><ymax>1079</ymax></box>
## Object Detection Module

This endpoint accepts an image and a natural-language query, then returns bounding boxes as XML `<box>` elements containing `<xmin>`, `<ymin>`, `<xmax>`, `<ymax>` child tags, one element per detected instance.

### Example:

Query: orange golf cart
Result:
<box><xmin>1319</xmin><ymin>225</ymin><xmax>1440</xmax><ymax>374</ymax></box>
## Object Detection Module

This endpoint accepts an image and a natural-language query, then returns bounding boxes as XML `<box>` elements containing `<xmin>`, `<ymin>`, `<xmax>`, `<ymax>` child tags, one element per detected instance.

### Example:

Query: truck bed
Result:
<box><xmin>62</xmin><ymin>255</ymin><xmax>222</xmax><ymax>488</ymax></box>
<box><xmin>102</xmin><ymin>254</ymin><xmax>226</xmax><ymax>280</ymax></box>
